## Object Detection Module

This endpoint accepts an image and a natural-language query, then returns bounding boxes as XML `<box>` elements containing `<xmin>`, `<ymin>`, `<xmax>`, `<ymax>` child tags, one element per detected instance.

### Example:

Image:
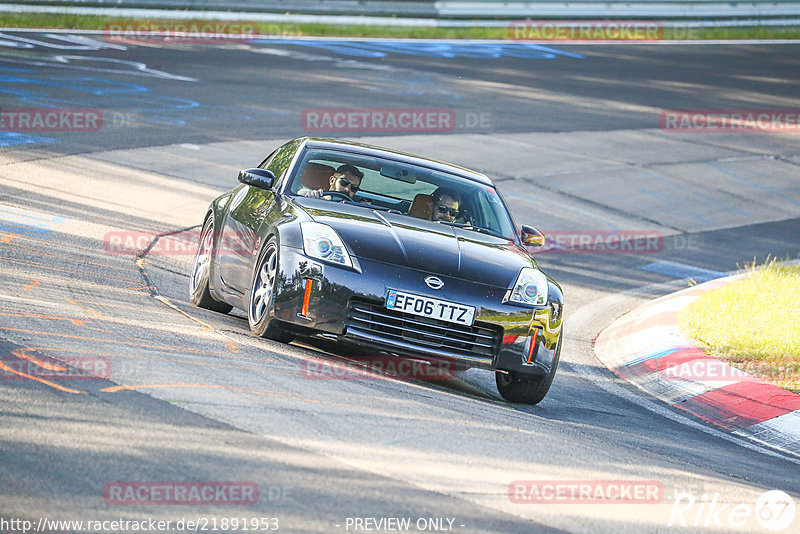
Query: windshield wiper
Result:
<box><xmin>438</xmin><ymin>221</ymin><xmax>506</xmax><ymax>239</ymax></box>
<box><xmin>365</xmin><ymin>204</ymin><xmax>390</xmax><ymax>212</ymax></box>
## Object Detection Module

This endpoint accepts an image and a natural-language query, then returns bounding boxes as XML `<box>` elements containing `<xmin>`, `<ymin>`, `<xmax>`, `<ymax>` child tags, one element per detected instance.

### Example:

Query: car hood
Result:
<box><xmin>296</xmin><ymin>199</ymin><xmax>534</xmax><ymax>288</ymax></box>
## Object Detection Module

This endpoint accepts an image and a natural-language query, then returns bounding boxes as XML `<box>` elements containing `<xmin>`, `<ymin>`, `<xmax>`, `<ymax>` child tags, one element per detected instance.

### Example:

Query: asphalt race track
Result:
<box><xmin>1</xmin><ymin>31</ymin><xmax>800</xmax><ymax>533</ymax></box>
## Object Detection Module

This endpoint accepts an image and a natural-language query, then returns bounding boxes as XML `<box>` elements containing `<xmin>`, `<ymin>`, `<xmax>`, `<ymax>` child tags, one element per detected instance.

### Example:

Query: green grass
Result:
<box><xmin>1</xmin><ymin>13</ymin><xmax>800</xmax><ymax>40</ymax></box>
<box><xmin>678</xmin><ymin>260</ymin><xmax>800</xmax><ymax>393</ymax></box>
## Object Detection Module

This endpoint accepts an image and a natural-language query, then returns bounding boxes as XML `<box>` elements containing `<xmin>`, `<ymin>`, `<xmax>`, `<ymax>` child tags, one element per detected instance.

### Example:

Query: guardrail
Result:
<box><xmin>439</xmin><ymin>1</ymin><xmax>800</xmax><ymax>18</ymax></box>
<box><xmin>7</xmin><ymin>0</ymin><xmax>800</xmax><ymax>18</ymax></box>
<box><xmin>4</xmin><ymin>1</ymin><xmax>435</xmax><ymax>16</ymax></box>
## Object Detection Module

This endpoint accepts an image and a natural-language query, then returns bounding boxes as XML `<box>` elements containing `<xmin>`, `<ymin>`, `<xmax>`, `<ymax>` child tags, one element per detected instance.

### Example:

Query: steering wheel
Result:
<box><xmin>455</xmin><ymin>209</ymin><xmax>473</xmax><ymax>225</ymax></box>
<box><xmin>321</xmin><ymin>190</ymin><xmax>353</xmax><ymax>202</ymax></box>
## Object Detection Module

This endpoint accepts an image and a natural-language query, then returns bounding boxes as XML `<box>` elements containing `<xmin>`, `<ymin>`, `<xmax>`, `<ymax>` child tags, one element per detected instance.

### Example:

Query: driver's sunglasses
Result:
<box><xmin>436</xmin><ymin>204</ymin><xmax>459</xmax><ymax>217</ymax></box>
<box><xmin>336</xmin><ymin>175</ymin><xmax>360</xmax><ymax>193</ymax></box>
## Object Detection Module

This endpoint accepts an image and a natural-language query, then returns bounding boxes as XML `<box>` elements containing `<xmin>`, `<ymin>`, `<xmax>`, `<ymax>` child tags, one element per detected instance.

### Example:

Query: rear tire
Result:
<box><xmin>190</xmin><ymin>215</ymin><xmax>233</xmax><ymax>314</ymax></box>
<box><xmin>495</xmin><ymin>340</ymin><xmax>561</xmax><ymax>404</ymax></box>
<box><xmin>248</xmin><ymin>237</ymin><xmax>295</xmax><ymax>343</ymax></box>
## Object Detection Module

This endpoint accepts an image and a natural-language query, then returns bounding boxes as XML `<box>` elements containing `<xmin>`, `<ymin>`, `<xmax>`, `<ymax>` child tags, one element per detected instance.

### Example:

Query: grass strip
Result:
<box><xmin>678</xmin><ymin>260</ymin><xmax>800</xmax><ymax>394</ymax></box>
<box><xmin>1</xmin><ymin>13</ymin><xmax>800</xmax><ymax>40</ymax></box>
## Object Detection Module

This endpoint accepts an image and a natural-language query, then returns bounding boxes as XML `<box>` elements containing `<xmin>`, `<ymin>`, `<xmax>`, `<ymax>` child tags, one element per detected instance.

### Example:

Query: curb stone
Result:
<box><xmin>595</xmin><ymin>273</ymin><xmax>800</xmax><ymax>457</ymax></box>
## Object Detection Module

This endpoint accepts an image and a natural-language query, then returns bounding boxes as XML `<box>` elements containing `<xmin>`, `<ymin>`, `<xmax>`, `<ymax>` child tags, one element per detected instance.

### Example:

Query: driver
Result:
<box><xmin>430</xmin><ymin>187</ymin><xmax>461</xmax><ymax>223</ymax></box>
<box><xmin>298</xmin><ymin>164</ymin><xmax>364</xmax><ymax>200</ymax></box>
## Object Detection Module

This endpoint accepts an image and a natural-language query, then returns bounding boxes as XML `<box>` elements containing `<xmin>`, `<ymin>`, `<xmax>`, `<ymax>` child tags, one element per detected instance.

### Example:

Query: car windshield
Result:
<box><xmin>288</xmin><ymin>148</ymin><xmax>517</xmax><ymax>240</ymax></box>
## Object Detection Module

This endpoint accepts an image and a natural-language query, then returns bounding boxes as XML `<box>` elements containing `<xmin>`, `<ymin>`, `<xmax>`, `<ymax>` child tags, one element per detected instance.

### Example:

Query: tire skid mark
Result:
<box><xmin>2</xmin><ymin>236</ymin><xmax>137</xmax><ymax>273</ymax></box>
<box><xmin>0</xmin><ymin>309</ymin><xmax>88</xmax><ymax>326</ymax></box>
<box><xmin>80</xmin><ymin>321</ymin><xmax>185</xmax><ymax>347</ymax></box>
<box><xmin>154</xmin><ymin>295</ymin><xmax>239</xmax><ymax>353</ymax></box>
<box><xmin>12</xmin><ymin>347</ymin><xmax>67</xmax><ymax>372</ymax></box>
<box><xmin>1</xmin><ymin>230</ymin><xmax>108</xmax><ymax>256</ymax></box>
<box><xmin>83</xmin><ymin>299</ymin><xmax>177</xmax><ymax>316</ymax></box>
<box><xmin>102</xmin><ymin>382</ymin><xmax>228</xmax><ymax>393</ymax></box>
<box><xmin>27</xmin><ymin>345</ymin><xmax>280</xmax><ymax>367</ymax></box>
<box><xmin>99</xmin><ymin>381</ymin><xmax>398</xmax><ymax>413</ymax></box>
<box><xmin>79</xmin><ymin>319</ymin><xmax>242</xmax><ymax>357</ymax></box>
<box><xmin>0</xmin><ymin>350</ymin><xmax>85</xmax><ymax>395</ymax></box>
<box><xmin>54</xmin><ymin>297</ymin><xmax>177</xmax><ymax>317</ymax></box>
<box><xmin>22</xmin><ymin>278</ymin><xmax>39</xmax><ymax>291</ymax></box>
<box><xmin>65</xmin><ymin>298</ymin><xmax>104</xmax><ymax>319</ymax></box>
<box><xmin>0</xmin><ymin>326</ymin><xmax>253</xmax><ymax>359</ymax></box>
<box><xmin>0</xmin><ymin>307</ymin><xmax>275</xmax><ymax>363</ymax></box>
<box><xmin>0</xmin><ymin>256</ymin><xmax>148</xmax><ymax>290</ymax></box>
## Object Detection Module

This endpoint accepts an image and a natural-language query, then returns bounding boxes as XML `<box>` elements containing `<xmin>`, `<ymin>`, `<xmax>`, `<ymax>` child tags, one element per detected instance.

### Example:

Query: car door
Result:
<box><xmin>216</xmin><ymin>139</ymin><xmax>303</xmax><ymax>298</ymax></box>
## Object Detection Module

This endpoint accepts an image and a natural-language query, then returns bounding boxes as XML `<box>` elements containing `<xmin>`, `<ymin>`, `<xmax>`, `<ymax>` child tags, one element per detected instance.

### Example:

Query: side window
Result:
<box><xmin>258</xmin><ymin>149</ymin><xmax>278</xmax><ymax>170</ymax></box>
<box><xmin>260</xmin><ymin>138</ymin><xmax>303</xmax><ymax>183</ymax></box>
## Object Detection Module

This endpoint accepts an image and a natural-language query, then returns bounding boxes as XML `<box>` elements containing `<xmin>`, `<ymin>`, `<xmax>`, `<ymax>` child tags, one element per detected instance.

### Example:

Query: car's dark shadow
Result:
<box><xmin>289</xmin><ymin>333</ymin><xmax>502</xmax><ymax>401</ymax></box>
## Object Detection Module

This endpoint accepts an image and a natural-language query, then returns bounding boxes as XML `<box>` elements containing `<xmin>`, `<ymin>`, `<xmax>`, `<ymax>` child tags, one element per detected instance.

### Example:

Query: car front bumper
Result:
<box><xmin>273</xmin><ymin>246</ymin><xmax>563</xmax><ymax>377</ymax></box>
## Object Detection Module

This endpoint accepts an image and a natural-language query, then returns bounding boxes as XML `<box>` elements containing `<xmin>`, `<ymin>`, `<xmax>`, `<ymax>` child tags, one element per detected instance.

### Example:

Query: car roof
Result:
<box><xmin>300</xmin><ymin>137</ymin><xmax>494</xmax><ymax>186</ymax></box>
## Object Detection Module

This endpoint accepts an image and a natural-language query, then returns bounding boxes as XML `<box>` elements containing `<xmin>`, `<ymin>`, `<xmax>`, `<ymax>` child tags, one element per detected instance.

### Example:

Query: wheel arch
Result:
<box><xmin>204</xmin><ymin>195</ymin><xmax>234</xmax><ymax>305</ymax></box>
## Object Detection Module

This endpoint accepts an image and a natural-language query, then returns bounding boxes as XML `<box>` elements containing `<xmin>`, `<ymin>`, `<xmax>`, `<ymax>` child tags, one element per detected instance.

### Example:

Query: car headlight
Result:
<box><xmin>505</xmin><ymin>267</ymin><xmax>548</xmax><ymax>306</ymax></box>
<box><xmin>300</xmin><ymin>222</ymin><xmax>353</xmax><ymax>268</ymax></box>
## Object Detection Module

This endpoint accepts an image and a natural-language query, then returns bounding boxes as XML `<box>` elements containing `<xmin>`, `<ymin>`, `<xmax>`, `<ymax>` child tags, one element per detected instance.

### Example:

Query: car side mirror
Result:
<box><xmin>238</xmin><ymin>168</ymin><xmax>276</xmax><ymax>190</ymax></box>
<box><xmin>520</xmin><ymin>225</ymin><xmax>545</xmax><ymax>248</ymax></box>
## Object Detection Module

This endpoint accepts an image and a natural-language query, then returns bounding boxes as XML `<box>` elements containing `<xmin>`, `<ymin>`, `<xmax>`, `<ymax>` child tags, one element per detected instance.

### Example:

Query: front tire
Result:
<box><xmin>495</xmin><ymin>340</ymin><xmax>561</xmax><ymax>404</ymax></box>
<box><xmin>190</xmin><ymin>215</ymin><xmax>233</xmax><ymax>314</ymax></box>
<box><xmin>248</xmin><ymin>237</ymin><xmax>295</xmax><ymax>343</ymax></box>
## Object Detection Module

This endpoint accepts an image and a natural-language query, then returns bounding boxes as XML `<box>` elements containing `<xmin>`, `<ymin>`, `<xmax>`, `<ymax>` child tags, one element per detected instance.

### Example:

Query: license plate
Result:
<box><xmin>386</xmin><ymin>290</ymin><xmax>475</xmax><ymax>326</ymax></box>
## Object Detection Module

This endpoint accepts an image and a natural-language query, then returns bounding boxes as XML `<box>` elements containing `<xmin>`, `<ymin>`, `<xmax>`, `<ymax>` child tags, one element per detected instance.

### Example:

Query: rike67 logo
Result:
<box><xmin>669</xmin><ymin>490</ymin><xmax>796</xmax><ymax>531</ymax></box>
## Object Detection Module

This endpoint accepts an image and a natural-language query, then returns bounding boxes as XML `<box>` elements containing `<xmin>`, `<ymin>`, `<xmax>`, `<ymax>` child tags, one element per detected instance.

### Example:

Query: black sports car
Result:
<box><xmin>190</xmin><ymin>137</ymin><xmax>564</xmax><ymax>404</ymax></box>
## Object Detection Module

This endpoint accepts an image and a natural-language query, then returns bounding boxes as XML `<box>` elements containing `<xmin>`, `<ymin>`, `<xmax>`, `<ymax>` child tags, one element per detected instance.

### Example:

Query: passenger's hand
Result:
<box><xmin>298</xmin><ymin>188</ymin><xmax>324</xmax><ymax>198</ymax></box>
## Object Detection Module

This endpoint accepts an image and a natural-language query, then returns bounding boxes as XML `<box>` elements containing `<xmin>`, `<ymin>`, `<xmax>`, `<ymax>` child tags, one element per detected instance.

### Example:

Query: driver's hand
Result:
<box><xmin>298</xmin><ymin>188</ymin><xmax>324</xmax><ymax>198</ymax></box>
<box><xmin>455</xmin><ymin>209</ymin><xmax>473</xmax><ymax>225</ymax></box>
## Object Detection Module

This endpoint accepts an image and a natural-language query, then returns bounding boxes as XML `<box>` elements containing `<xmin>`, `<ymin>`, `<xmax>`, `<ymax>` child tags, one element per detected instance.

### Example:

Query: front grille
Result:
<box><xmin>346</xmin><ymin>298</ymin><xmax>502</xmax><ymax>361</ymax></box>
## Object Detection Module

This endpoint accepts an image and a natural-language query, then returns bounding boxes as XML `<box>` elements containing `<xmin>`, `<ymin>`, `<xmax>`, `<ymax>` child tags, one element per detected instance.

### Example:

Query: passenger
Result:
<box><xmin>298</xmin><ymin>164</ymin><xmax>364</xmax><ymax>200</ymax></box>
